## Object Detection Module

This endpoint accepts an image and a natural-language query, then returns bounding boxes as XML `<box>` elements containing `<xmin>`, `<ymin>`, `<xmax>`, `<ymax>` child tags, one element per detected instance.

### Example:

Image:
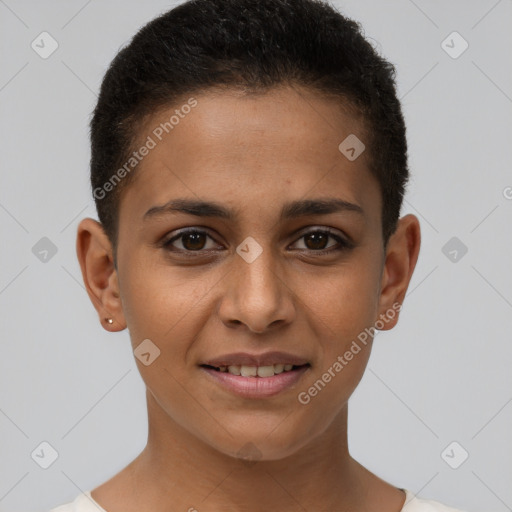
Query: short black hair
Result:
<box><xmin>90</xmin><ymin>0</ymin><xmax>408</xmax><ymax>253</ymax></box>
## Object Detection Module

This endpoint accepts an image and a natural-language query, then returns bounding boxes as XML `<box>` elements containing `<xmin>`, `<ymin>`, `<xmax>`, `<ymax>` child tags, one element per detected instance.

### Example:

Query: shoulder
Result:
<box><xmin>49</xmin><ymin>491</ymin><xmax>107</xmax><ymax>512</ymax></box>
<box><xmin>402</xmin><ymin>490</ymin><xmax>466</xmax><ymax>512</ymax></box>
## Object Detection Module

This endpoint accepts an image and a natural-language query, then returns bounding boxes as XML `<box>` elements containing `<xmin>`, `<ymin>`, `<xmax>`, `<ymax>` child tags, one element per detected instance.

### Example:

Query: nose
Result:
<box><xmin>217</xmin><ymin>243</ymin><xmax>295</xmax><ymax>334</ymax></box>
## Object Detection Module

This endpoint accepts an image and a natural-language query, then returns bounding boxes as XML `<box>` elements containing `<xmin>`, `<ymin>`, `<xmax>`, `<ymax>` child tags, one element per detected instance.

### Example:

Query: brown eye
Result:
<box><xmin>181</xmin><ymin>232</ymin><xmax>207</xmax><ymax>250</ymax></box>
<box><xmin>164</xmin><ymin>229</ymin><xmax>219</xmax><ymax>253</ymax></box>
<box><xmin>161</xmin><ymin>227</ymin><xmax>351</xmax><ymax>257</ymax></box>
<box><xmin>303</xmin><ymin>232</ymin><xmax>330</xmax><ymax>250</ymax></box>
<box><xmin>291</xmin><ymin>228</ymin><xmax>351</xmax><ymax>255</ymax></box>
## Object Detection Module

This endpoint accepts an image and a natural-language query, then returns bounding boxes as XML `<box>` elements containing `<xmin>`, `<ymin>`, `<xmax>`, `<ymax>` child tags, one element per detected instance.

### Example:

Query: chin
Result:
<box><xmin>201</xmin><ymin>421</ymin><xmax>315</xmax><ymax>464</ymax></box>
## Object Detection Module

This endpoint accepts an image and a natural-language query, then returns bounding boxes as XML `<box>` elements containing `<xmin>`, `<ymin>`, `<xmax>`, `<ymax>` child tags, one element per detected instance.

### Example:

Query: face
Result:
<box><xmin>79</xmin><ymin>86</ymin><xmax>420</xmax><ymax>461</ymax></box>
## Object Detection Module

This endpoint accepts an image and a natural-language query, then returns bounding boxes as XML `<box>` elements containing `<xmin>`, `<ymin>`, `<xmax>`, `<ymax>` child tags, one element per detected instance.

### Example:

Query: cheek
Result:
<box><xmin>118</xmin><ymin>259</ymin><xmax>224</xmax><ymax>444</ymax></box>
<box><xmin>295</xmin><ymin>252</ymin><xmax>382</xmax><ymax>345</ymax></box>
<box><xmin>119</xmin><ymin>254</ymin><xmax>218</xmax><ymax>349</ymax></box>
<box><xmin>293</xmin><ymin>252</ymin><xmax>381</xmax><ymax>405</ymax></box>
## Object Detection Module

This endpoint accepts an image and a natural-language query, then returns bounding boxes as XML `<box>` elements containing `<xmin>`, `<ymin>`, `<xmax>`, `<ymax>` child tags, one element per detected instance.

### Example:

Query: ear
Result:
<box><xmin>76</xmin><ymin>218</ymin><xmax>126</xmax><ymax>331</ymax></box>
<box><xmin>376</xmin><ymin>214</ymin><xmax>421</xmax><ymax>330</ymax></box>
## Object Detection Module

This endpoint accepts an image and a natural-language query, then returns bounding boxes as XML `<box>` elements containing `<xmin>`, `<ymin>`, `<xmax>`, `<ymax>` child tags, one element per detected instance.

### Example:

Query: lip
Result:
<box><xmin>202</xmin><ymin>351</ymin><xmax>309</xmax><ymax>367</ymax></box>
<box><xmin>201</xmin><ymin>364</ymin><xmax>310</xmax><ymax>399</ymax></box>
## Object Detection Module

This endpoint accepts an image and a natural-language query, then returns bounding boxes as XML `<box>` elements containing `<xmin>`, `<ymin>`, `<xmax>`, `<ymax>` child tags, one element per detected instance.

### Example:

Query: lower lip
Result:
<box><xmin>201</xmin><ymin>366</ymin><xmax>310</xmax><ymax>399</ymax></box>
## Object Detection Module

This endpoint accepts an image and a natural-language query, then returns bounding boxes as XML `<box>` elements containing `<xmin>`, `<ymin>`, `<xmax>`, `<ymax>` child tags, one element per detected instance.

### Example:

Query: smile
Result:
<box><xmin>202</xmin><ymin>363</ymin><xmax>307</xmax><ymax>378</ymax></box>
<box><xmin>200</xmin><ymin>352</ymin><xmax>311</xmax><ymax>398</ymax></box>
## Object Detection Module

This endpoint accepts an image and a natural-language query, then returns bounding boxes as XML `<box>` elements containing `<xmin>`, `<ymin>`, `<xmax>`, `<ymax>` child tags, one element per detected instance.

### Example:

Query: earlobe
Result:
<box><xmin>76</xmin><ymin>218</ymin><xmax>127</xmax><ymax>332</ymax></box>
<box><xmin>376</xmin><ymin>214</ymin><xmax>421</xmax><ymax>331</ymax></box>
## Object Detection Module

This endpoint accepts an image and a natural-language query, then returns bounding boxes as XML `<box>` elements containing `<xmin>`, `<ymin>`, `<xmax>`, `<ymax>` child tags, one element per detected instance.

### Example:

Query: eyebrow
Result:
<box><xmin>144</xmin><ymin>197</ymin><xmax>365</xmax><ymax>221</ymax></box>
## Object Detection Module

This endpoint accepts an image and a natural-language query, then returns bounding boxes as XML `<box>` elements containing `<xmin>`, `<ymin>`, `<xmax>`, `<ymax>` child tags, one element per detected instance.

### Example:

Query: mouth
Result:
<box><xmin>199</xmin><ymin>352</ymin><xmax>311</xmax><ymax>398</ymax></box>
<box><xmin>201</xmin><ymin>363</ymin><xmax>309</xmax><ymax>377</ymax></box>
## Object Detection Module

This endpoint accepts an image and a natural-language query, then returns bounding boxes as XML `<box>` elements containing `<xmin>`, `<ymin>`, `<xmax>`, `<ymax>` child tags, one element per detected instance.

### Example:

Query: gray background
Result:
<box><xmin>0</xmin><ymin>1</ymin><xmax>511</xmax><ymax>511</ymax></box>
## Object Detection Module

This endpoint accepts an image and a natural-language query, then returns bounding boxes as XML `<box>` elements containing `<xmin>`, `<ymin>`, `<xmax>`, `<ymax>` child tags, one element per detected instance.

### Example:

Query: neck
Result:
<box><xmin>124</xmin><ymin>391</ymin><xmax>370</xmax><ymax>512</ymax></box>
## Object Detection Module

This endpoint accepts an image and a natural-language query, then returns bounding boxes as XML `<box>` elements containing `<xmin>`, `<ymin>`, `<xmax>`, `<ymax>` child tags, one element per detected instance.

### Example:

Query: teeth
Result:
<box><xmin>218</xmin><ymin>364</ymin><xmax>300</xmax><ymax>377</ymax></box>
<box><xmin>257</xmin><ymin>365</ymin><xmax>275</xmax><ymax>377</ymax></box>
<box><xmin>240</xmin><ymin>365</ymin><xmax>258</xmax><ymax>377</ymax></box>
<box><xmin>228</xmin><ymin>365</ymin><xmax>241</xmax><ymax>375</ymax></box>
<box><xmin>274</xmin><ymin>364</ymin><xmax>284</xmax><ymax>374</ymax></box>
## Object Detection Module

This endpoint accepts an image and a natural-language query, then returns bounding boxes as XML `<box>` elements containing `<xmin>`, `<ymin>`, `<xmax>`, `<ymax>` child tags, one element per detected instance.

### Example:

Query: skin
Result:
<box><xmin>77</xmin><ymin>85</ymin><xmax>421</xmax><ymax>512</ymax></box>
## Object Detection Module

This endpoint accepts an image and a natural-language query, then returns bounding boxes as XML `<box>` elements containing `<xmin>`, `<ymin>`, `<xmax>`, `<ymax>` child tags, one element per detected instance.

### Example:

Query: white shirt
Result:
<box><xmin>49</xmin><ymin>489</ymin><xmax>466</xmax><ymax>511</ymax></box>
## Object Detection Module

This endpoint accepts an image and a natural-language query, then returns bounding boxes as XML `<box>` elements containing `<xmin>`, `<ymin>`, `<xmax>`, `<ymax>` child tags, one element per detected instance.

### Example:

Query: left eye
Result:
<box><xmin>290</xmin><ymin>229</ymin><xmax>345</xmax><ymax>252</ymax></box>
<box><xmin>162</xmin><ymin>228</ymin><xmax>348</xmax><ymax>254</ymax></box>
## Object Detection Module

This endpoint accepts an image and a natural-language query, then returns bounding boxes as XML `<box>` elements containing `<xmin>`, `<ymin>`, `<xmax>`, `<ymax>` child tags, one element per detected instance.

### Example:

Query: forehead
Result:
<box><xmin>119</xmin><ymin>86</ymin><xmax>381</xmax><ymax>228</ymax></box>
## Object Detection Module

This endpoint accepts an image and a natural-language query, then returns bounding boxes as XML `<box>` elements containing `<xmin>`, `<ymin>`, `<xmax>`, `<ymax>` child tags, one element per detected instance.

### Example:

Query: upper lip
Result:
<box><xmin>201</xmin><ymin>351</ymin><xmax>310</xmax><ymax>367</ymax></box>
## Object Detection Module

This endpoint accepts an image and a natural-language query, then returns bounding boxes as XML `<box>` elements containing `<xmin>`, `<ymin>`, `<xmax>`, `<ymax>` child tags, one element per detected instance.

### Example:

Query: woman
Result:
<box><xmin>51</xmin><ymin>0</ymin><xmax>465</xmax><ymax>510</ymax></box>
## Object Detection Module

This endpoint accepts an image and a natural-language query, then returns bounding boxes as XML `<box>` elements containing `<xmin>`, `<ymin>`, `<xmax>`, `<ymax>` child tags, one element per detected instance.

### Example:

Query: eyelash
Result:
<box><xmin>161</xmin><ymin>227</ymin><xmax>353</xmax><ymax>257</ymax></box>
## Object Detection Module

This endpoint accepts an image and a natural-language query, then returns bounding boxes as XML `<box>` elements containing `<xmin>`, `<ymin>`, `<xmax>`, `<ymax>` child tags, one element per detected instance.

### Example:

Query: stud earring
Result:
<box><xmin>105</xmin><ymin>318</ymin><xmax>114</xmax><ymax>325</ymax></box>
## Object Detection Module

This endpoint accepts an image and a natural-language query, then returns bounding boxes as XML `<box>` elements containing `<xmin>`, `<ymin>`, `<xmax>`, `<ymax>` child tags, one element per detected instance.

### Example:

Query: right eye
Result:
<box><xmin>162</xmin><ymin>228</ymin><xmax>223</xmax><ymax>254</ymax></box>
